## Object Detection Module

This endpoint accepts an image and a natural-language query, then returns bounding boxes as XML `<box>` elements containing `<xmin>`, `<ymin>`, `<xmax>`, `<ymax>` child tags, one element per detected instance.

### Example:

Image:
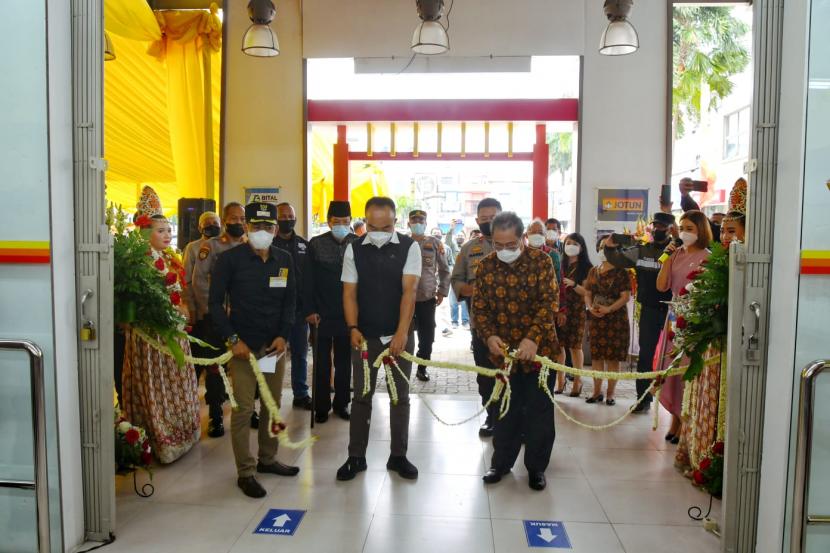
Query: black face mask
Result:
<box><xmin>652</xmin><ymin>229</ymin><xmax>669</xmax><ymax>243</ymax></box>
<box><xmin>278</xmin><ymin>220</ymin><xmax>296</xmax><ymax>234</ymax></box>
<box><xmin>202</xmin><ymin>224</ymin><xmax>220</xmax><ymax>238</ymax></box>
<box><xmin>226</xmin><ymin>223</ymin><xmax>245</xmax><ymax>238</ymax></box>
<box><xmin>479</xmin><ymin>222</ymin><xmax>492</xmax><ymax>237</ymax></box>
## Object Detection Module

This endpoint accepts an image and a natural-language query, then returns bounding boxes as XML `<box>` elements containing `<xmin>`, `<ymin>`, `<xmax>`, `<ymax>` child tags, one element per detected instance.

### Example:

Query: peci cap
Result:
<box><xmin>245</xmin><ymin>202</ymin><xmax>277</xmax><ymax>224</ymax></box>
<box><xmin>327</xmin><ymin>201</ymin><xmax>351</xmax><ymax>219</ymax></box>
<box><xmin>651</xmin><ymin>212</ymin><xmax>676</xmax><ymax>227</ymax></box>
<box><xmin>408</xmin><ymin>209</ymin><xmax>427</xmax><ymax>218</ymax></box>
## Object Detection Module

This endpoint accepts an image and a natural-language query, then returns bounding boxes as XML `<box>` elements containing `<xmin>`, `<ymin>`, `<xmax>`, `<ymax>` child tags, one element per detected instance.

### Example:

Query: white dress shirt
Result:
<box><xmin>341</xmin><ymin>233</ymin><xmax>422</xmax><ymax>284</ymax></box>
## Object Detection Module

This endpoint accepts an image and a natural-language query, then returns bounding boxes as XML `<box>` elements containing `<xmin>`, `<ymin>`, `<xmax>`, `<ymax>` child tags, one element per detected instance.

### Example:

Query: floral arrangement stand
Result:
<box><xmin>115</xmin><ymin>409</ymin><xmax>154</xmax><ymax>498</ymax></box>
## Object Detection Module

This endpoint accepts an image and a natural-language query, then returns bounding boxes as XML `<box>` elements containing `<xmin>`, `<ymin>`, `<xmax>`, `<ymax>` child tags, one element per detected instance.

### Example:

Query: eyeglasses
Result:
<box><xmin>493</xmin><ymin>241</ymin><xmax>520</xmax><ymax>252</ymax></box>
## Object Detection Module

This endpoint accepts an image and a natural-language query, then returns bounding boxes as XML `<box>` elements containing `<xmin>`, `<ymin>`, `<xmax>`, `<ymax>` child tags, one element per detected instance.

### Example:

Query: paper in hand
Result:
<box><xmin>257</xmin><ymin>351</ymin><xmax>284</xmax><ymax>374</ymax></box>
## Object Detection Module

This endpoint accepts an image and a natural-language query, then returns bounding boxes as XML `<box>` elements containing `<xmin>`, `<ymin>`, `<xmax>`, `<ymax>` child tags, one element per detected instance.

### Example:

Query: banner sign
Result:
<box><xmin>246</xmin><ymin>188</ymin><xmax>281</xmax><ymax>204</ymax></box>
<box><xmin>597</xmin><ymin>189</ymin><xmax>649</xmax><ymax>222</ymax></box>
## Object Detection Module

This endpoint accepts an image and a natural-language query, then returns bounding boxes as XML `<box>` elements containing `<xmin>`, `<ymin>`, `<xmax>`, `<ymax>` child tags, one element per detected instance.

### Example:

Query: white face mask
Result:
<box><xmin>545</xmin><ymin>230</ymin><xmax>558</xmax><ymax>241</ymax></box>
<box><xmin>679</xmin><ymin>231</ymin><xmax>698</xmax><ymax>247</ymax></box>
<box><xmin>564</xmin><ymin>244</ymin><xmax>581</xmax><ymax>257</ymax></box>
<box><xmin>497</xmin><ymin>248</ymin><xmax>522</xmax><ymax>264</ymax></box>
<box><xmin>597</xmin><ymin>250</ymin><xmax>607</xmax><ymax>263</ymax></box>
<box><xmin>368</xmin><ymin>231</ymin><xmax>393</xmax><ymax>248</ymax></box>
<box><xmin>527</xmin><ymin>234</ymin><xmax>545</xmax><ymax>249</ymax></box>
<box><xmin>249</xmin><ymin>229</ymin><xmax>273</xmax><ymax>250</ymax></box>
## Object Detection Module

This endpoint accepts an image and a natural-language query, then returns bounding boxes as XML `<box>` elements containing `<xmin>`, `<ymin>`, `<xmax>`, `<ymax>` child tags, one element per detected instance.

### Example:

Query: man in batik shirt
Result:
<box><xmin>473</xmin><ymin>211</ymin><xmax>559</xmax><ymax>491</ymax></box>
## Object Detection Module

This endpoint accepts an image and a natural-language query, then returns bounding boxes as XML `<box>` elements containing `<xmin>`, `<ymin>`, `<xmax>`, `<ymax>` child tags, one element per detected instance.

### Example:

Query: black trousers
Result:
<box><xmin>491</xmin><ymin>371</ymin><xmax>556</xmax><ymax>474</ymax></box>
<box><xmin>191</xmin><ymin>317</ymin><xmax>227</xmax><ymax>420</ymax></box>
<box><xmin>637</xmin><ymin>305</ymin><xmax>669</xmax><ymax>405</ymax></box>
<box><xmin>472</xmin><ymin>333</ymin><xmax>497</xmax><ymax>407</ymax></box>
<box><xmin>314</xmin><ymin>333</ymin><xmax>352</xmax><ymax>415</ymax></box>
<box><xmin>414</xmin><ymin>299</ymin><xmax>437</xmax><ymax>372</ymax></box>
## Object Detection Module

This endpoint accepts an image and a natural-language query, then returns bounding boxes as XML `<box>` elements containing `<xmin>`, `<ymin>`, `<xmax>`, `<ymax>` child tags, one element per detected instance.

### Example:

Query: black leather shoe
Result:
<box><xmin>334</xmin><ymin>406</ymin><xmax>351</xmax><ymax>421</ymax></box>
<box><xmin>482</xmin><ymin>467</ymin><xmax>510</xmax><ymax>484</ymax></box>
<box><xmin>293</xmin><ymin>396</ymin><xmax>313</xmax><ymax>410</ymax></box>
<box><xmin>416</xmin><ymin>368</ymin><xmax>430</xmax><ymax>382</ymax></box>
<box><xmin>257</xmin><ymin>461</ymin><xmax>300</xmax><ymax>477</ymax></box>
<box><xmin>586</xmin><ymin>394</ymin><xmax>604</xmax><ymax>404</ymax></box>
<box><xmin>336</xmin><ymin>457</ymin><xmax>367</xmax><ymax>481</ymax></box>
<box><xmin>315</xmin><ymin>412</ymin><xmax>329</xmax><ymax>424</ymax></box>
<box><xmin>250</xmin><ymin>412</ymin><xmax>260</xmax><ymax>429</ymax></box>
<box><xmin>386</xmin><ymin>456</ymin><xmax>419</xmax><ymax>479</ymax></box>
<box><xmin>632</xmin><ymin>402</ymin><xmax>650</xmax><ymax>414</ymax></box>
<box><xmin>479</xmin><ymin>410</ymin><xmax>495</xmax><ymax>437</ymax></box>
<box><xmin>237</xmin><ymin>476</ymin><xmax>266</xmax><ymax>498</ymax></box>
<box><xmin>529</xmin><ymin>472</ymin><xmax>547</xmax><ymax>491</ymax></box>
<box><xmin>207</xmin><ymin>419</ymin><xmax>225</xmax><ymax>438</ymax></box>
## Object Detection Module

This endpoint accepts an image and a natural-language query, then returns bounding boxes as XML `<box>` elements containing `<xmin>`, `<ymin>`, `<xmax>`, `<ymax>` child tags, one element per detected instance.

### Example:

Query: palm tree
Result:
<box><xmin>548</xmin><ymin>132</ymin><xmax>572</xmax><ymax>190</ymax></box>
<box><xmin>672</xmin><ymin>7</ymin><xmax>750</xmax><ymax>141</ymax></box>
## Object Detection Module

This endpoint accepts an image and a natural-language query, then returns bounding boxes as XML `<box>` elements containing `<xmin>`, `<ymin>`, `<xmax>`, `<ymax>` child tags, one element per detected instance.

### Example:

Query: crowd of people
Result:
<box><xmin>116</xmin><ymin>176</ymin><xmax>747</xmax><ymax>498</ymax></box>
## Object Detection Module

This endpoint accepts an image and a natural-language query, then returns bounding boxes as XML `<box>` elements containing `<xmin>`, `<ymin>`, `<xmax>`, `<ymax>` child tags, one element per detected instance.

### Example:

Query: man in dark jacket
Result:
<box><xmin>304</xmin><ymin>201</ymin><xmax>359</xmax><ymax>423</ymax></box>
<box><xmin>604</xmin><ymin>212</ymin><xmax>676</xmax><ymax>413</ymax></box>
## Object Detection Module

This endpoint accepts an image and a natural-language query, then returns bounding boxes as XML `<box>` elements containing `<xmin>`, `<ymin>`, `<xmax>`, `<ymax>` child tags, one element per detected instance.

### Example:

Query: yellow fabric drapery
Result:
<box><xmin>104</xmin><ymin>1</ymin><xmax>221</xmax><ymax>216</ymax></box>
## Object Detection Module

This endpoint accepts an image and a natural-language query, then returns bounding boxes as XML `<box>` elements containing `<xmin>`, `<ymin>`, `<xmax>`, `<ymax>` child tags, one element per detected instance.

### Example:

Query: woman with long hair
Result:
<box><xmin>554</xmin><ymin>233</ymin><xmax>592</xmax><ymax>396</ymax></box>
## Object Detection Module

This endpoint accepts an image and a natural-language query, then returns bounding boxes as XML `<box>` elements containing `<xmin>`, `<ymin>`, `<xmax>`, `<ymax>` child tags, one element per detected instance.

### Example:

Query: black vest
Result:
<box><xmin>353</xmin><ymin>233</ymin><xmax>413</xmax><ymax>338</ymax></box>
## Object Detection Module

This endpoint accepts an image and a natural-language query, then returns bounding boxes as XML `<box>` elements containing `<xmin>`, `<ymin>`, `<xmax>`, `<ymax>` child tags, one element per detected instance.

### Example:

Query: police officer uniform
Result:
<box><xmin>184</xmin><ymin>230</ymin><xmax>247</xmax><ymax>436</ymax></box>
<box><xmin>273</xmin><ymin>228</ymin><xmax>312</xmax><ymax>408</ymax></box>
<box><xmin>450</xmin><ymin>233</ymin><xmax>497</xmax><ymax>435</ymax></box>
<box><xmin>411</xmin><ymin>211</ymin><xmax>451</xmax><ymax>381</ymax></box>
<box><xmin>208</xmin><ymin>202</ymin><xmax>300</xmax><ymax>498</ymax></box>
<box><xmin>604</xmin><ymin>212</ymin><xmax>675</xmax><ymax>411</ymax></box>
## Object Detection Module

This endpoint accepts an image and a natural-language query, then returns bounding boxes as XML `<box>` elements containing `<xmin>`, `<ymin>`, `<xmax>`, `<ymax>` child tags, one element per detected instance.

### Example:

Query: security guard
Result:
<box><xmin>184</xmin><ymin>202</ymin><xmax>247</xmax><ymax>437</ymax></box>
<box><xmin>272</xmin><ymin>201</ymin><xmax>312</xmax><ymax>410</ymax></box>
<box><xmin>604</xmin><ymin>212</ymin><xmax>676</xmax><ymax>413</ymax></box>
<box><xmin>209</xmin><ymin>202</ymin><xmax>300</xmax><ymax>499</ymax></box>
<box><xmin>408</xmin><ymin>209</ymin><xmax>451</xmax><ymax>382</ymax></box>
<box><xmin>450</xmin><ymin>197</ymin><xmax>502</xmax><ymax>436</ymax></box>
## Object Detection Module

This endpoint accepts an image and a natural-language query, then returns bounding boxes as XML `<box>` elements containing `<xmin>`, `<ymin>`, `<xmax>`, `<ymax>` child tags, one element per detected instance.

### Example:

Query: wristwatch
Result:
<box><xmin>226</xmin><ymin>334</ymin><xmax>240</xmax><ymax>347</ymax></box>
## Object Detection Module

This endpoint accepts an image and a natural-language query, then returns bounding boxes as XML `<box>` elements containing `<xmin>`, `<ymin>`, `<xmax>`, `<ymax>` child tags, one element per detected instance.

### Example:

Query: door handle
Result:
<box><xmin>80</xmin><ymin>289</ymin><xmax>94</xmax><ymax>321</ymax></box>
<box><xmin>746</xmin><ymin>301</ymin><xmax>761</xmax><ymax>361</ymax></box>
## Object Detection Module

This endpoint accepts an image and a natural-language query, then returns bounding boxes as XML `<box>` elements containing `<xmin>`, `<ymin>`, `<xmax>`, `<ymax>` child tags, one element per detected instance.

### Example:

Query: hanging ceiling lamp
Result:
<box><xmin>104</xmin><ymin>31</ymin><xmax>116</xmax><ymax>62</ymax></box>
<box><xmin>599</xmin><ymin>0</ymin><xmax>639</xmax><ymax>56</ymax></box>
<box><xmin>411</xmin><ymin>0</ymin><xmax>449</xmax><ymax>55</ymax></box>
<box><xmin>242</xmin><ymin>0</ymin><xmax>279</xmax><ymax>57</ymax></box>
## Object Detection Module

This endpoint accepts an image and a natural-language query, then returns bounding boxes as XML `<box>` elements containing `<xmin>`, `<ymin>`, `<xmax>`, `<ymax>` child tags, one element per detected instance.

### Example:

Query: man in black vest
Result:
<box><xmin>336</xmin><ymin>197</ymin><xmax>422</xmax><ymax>481</ymax></box>
<box><xmin>304</xmin><ymin>200</ymin><xmax>359</xmax><ymax>423</ymax></box>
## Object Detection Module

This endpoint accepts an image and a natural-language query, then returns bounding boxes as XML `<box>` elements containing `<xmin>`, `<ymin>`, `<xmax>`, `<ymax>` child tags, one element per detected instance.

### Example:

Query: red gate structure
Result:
<box><xmin>307</xmin><ymin>99</ymin><xmax>579</xmax><ymax>220</ymax></box>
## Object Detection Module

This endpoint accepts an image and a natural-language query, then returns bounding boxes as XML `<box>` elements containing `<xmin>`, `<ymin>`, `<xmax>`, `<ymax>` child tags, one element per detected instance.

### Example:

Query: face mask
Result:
<box><xmin>331</xmin><ymin>225</ymin><xmax>350</xmax><ymax>240</ymax></box>
<box><xmin>479</xmin><ymin>222</ymin><xmax>492</xmax><ymax>237</ymax></box>
<box><xmin>410</xmin><ymin>223</ymin><xmax>426</xmax><ymax>236</ymax></box>
<box><xmin>527</xmin><ymin>234</ymin><xmax>545</xmax><ymax>249</ymax></box>
<box><xmin>278</xmin><ymin>220</ymin><xmax>296</xmax><ymax>234</ymax></box>
<box><xmin>652</xmin><ymin>229</ymin><xmax>668</xmax><ymax>243</ymax></box>
<box><xmin>456</xmin><ymin>237</ymin><xmax>464</xmax><ymax>246</ymax></box>
<box><xmin>248</xmin><ymin>229</ymin><xmax>274</xmax><ymax>250</ymax></box>
<box><xmin>564</xmin><ymin>244</ymin><xmax>581</xmax><ymax>257</ymax></box>
<box><xmin>226</xmin><ymin>223</ymin><xmax>245</xmax><ymax>238</ymax></box>
<box><xmin>497</xmin><ymin>248</ymin><xmax>522</xmax><ymax>264</ymax></box>
<box><xmin>545</xmin><ymin>230</ymin><xmax>558</xmax><ymax>241</ymax></box>
<box><xmin>202</xmin><ymin>225</ymin><xmax>220</xmax><ymax>238</ymax></box>
<box><xmin>597</xmin><ymin>250</ymin><xmax>607</xmax><ymax>263</ymax></box>
<box><xmin>368</xmin><ymin>231</ymin><xmax>393</xmax><ymax>248</ymax></box>
<box><xmin>680</xmin><ymin>231</ymin><xmax>698</xmax><ymax>247</ymax></box>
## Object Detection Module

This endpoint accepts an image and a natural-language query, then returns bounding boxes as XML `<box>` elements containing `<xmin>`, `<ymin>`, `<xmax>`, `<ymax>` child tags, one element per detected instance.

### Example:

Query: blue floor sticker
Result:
<box><xmin>523</xmin><ymin>520</ymin><xmax>572</xmax><ymax>549</ymax></box>
<box><xmin>253</xmin><ymin>509</ymin><xmax>306</xmax><ymax>536</ymax></box>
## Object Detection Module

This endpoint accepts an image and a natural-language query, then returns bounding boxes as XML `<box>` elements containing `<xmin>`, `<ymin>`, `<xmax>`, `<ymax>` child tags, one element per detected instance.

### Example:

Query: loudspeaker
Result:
<box><xmin>177</xmin><ymin>198</ymin><xmax>217</xmax><ymax>251</ymax></box>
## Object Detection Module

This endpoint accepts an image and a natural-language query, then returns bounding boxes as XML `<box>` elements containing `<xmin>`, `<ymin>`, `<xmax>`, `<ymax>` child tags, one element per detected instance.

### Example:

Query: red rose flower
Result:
<box><xmin>382</xmin><ymin>356</ymin><xmax>393</xmax><ymax>366</ymax></box>
<box><xmin>686</xmin><ymin>269</ymin><xmax>703</xmax><ymax>280</ymax></box>
<box><xmin>712</xmin><ymin>441</ymin><xmax>725</xmax><ymax>456</ymax></box>
<box><xmin>699</xmin><ymin>457</ymin><xmax>712</xmax><ymax>471</ymax></box>
<box><xmin>676</xmin><ymin>317</ymin><xmax>687</xmax><ymax>330</ymax></box>
<box><xmin>692</xmin><ymin>470</ymin><xmax>706</xmax><ymax>485</ymax></box>
<box><xmin>135</xmin><ymin>215</ymin><xmax>153</xmax><ymax>229</ymax></box>
<box><xmin>154</xmin><ymin>258</ymin><xmax>165</xmax><ymax>271</ymax></box>
<box><xmin>142</xmin><ymin>439</ymin><xmax>150</xmax><ymax>451</ymax></box>
<box><xmin>667</xmin><ymin>330</ymin><xmax>676</xmax><ymax>341</ymax></box>
<box><xmin>679</xmin><ymin>287</ymin><xmax>690</xmax><ymax>297</ymax></box>
<box><xmin>125</xmin><ymin>428</ymin><xmax>140</xmax><ymax>445</ymax></box>
<box><xmin>165</xmin><ymin>271</ymin><xmax>178</xmax><ymax>285</ymax></box>
<box><xmin>361</xmin><ymin>351</ymin><xmax>369</xmax><ymax>360</ymax></box>
<box><xmin>140</xmin><ymin>451</ymin><xmax>153</xmax><ymax>466</ymax></box>
<box><xmin>170</xmin><ymin>291</ymin><xmax>181</xmax><ymax>306</ymax></box>
<box><xmin>271</xmin><ymin>422</ymin><xmax>287</xmax><ymax>434</ymax></box>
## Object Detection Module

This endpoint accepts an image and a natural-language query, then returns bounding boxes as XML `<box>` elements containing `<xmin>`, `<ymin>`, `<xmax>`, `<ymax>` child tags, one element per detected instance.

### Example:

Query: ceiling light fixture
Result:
<box><xmin>599</xmin><ymin>0</ymin><xmax>639</xmax><ymax>56</ymax></box>
<box><xmin>411</xmin><ymin>0</ymin><xmax>449</xmax><ymax>55</ymax></box>
<box><xmin>242</xmin><ymin>0</ymin><xmax>279</xmax><ymax>57</ymax></box>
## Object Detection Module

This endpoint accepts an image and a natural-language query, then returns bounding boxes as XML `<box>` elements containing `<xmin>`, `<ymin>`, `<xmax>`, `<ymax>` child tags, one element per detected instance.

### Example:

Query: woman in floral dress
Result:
<box><xmin>584</xmin><ymin>238</ymin><xmax>632</xmax><ymax>406</ymax></box>
<box><xmin>121</xmin><ymin>188</ymin><xmax>200</xmax><ymax>464</ymax></box>
<box><xmin>554</xmin><ymin>233</ymin><xmax>592</xmax><ymax>397</ymax></box>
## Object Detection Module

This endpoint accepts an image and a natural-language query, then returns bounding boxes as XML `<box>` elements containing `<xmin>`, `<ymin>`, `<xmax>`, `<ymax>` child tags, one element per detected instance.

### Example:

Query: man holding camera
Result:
<box><xmin>604</xmin><ymin>212</ymin><xmax>676</xmax><ymax>413</ymax></box>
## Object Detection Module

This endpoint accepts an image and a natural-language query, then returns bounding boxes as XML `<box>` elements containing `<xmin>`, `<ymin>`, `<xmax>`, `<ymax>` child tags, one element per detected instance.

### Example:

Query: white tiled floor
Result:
<box><xmin>111</xmin><ymin>392</ymin><xmax>722</xmax><ymax>553</ymax></box>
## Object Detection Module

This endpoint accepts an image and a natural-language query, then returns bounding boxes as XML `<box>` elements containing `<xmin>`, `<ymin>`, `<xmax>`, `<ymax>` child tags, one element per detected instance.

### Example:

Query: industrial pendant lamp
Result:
<box><xmin>242</xmin><ymin>0</ymin><xmax>279</xmax><ymax>57</ymax></box>
<box><xmin>599</xmin><ymin>0</ymin><xmax>639</xmax><ymax>56</ymax></box>
<box><xmin>104</xmin><ymin>31</ymin><xmax>116</xmax><ymax>61</ymax></box>
<box><xmin>411</xmin><ymin>0</ymin><xmax>449</xmax><ymax>55</ymax></box>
